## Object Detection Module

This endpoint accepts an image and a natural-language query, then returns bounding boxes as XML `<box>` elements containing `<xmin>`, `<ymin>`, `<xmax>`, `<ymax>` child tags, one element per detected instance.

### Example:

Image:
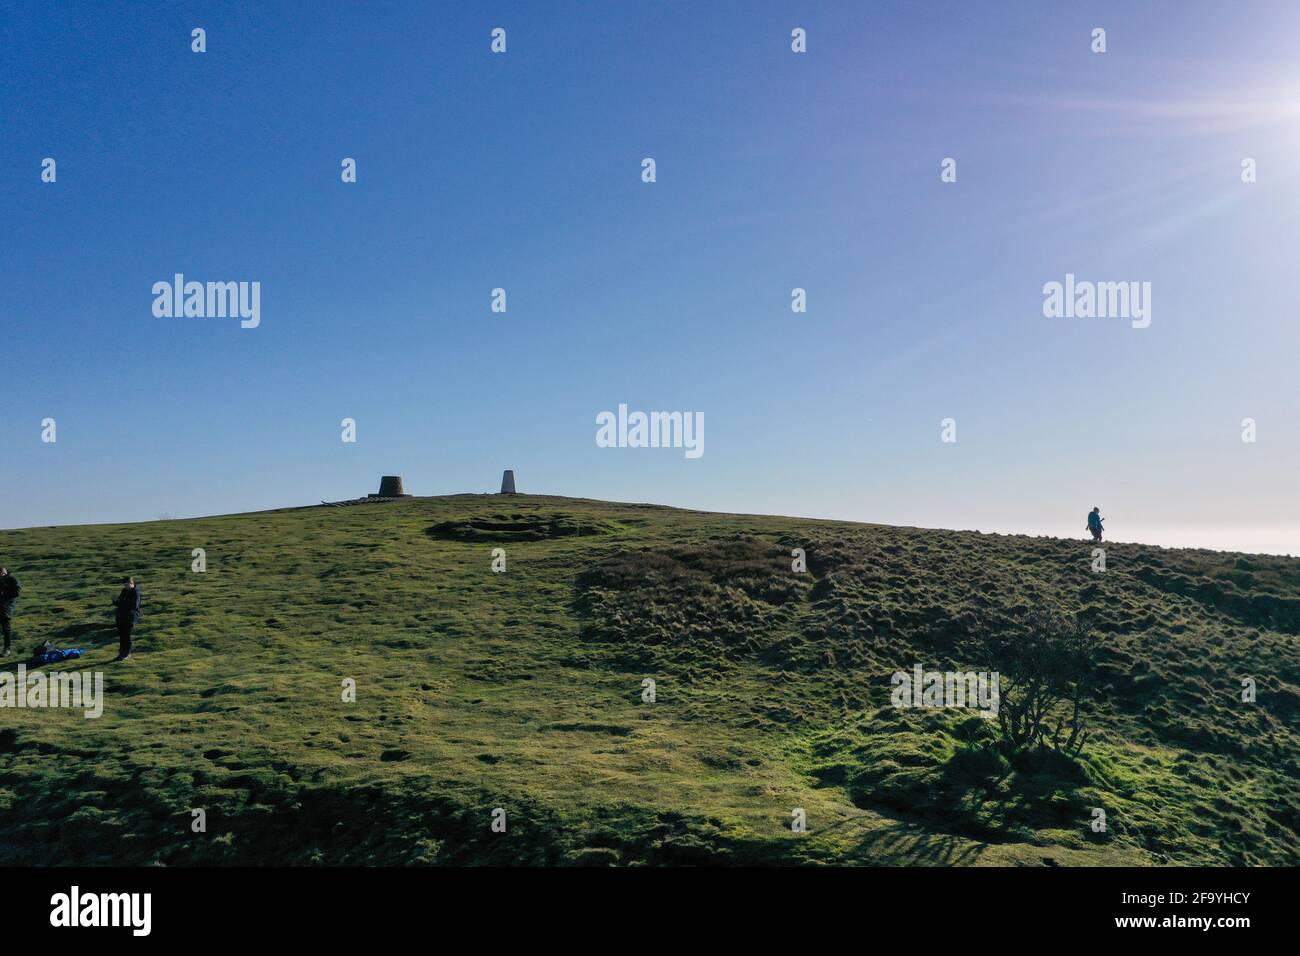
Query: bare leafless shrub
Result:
<box><xmin>978</xmin><ymin>605</ymin><xmax>1102</xmax><ymax>758</ymax></box>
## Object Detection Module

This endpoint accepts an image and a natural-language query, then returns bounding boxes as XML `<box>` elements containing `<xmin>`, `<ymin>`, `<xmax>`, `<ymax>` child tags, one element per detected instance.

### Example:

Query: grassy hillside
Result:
<box><xmin>0</xmin><ymin>495</ymin><xmax>1296</xmax><ymax>865</ymax></box>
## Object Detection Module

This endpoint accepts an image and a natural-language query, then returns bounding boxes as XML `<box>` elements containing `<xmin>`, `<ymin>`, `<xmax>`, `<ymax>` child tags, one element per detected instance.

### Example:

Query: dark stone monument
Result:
<box><xmin>375</xmin><ymin>476</ymin><xmax>407</xmax><ymax>497</ymax></box>
<box><xmin>500</xmin><ymin>470</ymin><xmax>517</xmax><ymax>494</ymax></box>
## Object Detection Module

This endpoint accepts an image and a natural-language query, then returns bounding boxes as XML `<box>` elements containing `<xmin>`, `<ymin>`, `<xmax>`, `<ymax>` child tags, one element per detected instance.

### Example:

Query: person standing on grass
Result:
<box><xmin>0</xmin><ymin>566</ymin><xmax>21</xmax><ymax>657</ymax></box>
<box><xmin>111</xmin><ymin>576</ymin><xmax>142</xmax><ymax>661</ymax></box>
<box><xmin>1086</xmin><ymin>507</ymin><xmax>1104</xmax><ymax>543</ymax></box>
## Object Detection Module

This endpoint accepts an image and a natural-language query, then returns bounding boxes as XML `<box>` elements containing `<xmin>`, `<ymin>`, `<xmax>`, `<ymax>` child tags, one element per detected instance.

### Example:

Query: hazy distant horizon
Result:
<box><xmin>4</xmin><ymin>483</ymin><xmax>1293</xmax><ymax>558</ymax></box>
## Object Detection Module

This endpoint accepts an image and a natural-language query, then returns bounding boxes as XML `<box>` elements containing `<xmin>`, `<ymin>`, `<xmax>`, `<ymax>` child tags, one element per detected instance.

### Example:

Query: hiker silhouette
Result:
<box><xmin>1086</xmin><ymin>507</ymin><xmax>1104</xmax><ymax>543</ymax></box>
<box><xmin>111</xmin><ymin>577</ymin><xmax>142</xmax><ymax>661</ymax></box>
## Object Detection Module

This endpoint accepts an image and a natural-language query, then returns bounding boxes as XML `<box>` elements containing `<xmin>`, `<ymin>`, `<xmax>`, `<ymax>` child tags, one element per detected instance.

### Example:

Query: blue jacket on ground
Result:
<box><xmin>32</xmin><ymin>648</ymin><xmax>83</xmax><ymax>665</ymax></box>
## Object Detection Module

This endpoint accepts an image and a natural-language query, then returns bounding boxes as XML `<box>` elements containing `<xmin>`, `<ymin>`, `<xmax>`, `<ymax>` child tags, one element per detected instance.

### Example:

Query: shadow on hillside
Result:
<box><xmin>816</xmin><ymin>733</ymin><xmax>1100</xmax><ymax>849</ymax></box>
<box><xmin>48</xmin><ymin>621</ymin><xmax>110</xmax><ymax>644</ymax></box>
<box><xmin>1134</xmin><ymin>564</ymin><xmax>1300</xmax><ymax>634</ymax></box>
<box><xmin>427</xmin><ymin>512</ymin><xmax>621</xmax><ymax>542</ymax></box>
<box><xmin>849</xmin><ymin>819</ymin><xmax>989</xmax><ymax>865</ymax></box>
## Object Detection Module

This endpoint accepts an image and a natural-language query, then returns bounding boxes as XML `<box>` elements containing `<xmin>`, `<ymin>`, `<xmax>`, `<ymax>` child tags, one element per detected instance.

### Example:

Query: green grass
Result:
<box><xmin>0</xmin><ymin>494</ymin><xmax>1296</xmax><ymax>865</ymax></box>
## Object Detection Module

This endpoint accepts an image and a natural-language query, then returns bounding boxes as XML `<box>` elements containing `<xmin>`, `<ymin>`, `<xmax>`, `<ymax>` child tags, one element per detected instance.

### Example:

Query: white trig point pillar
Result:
<box><xmin>500</xmin><ymin>470</ymin><xmax>517</xmax><ymax>494</ymax></box>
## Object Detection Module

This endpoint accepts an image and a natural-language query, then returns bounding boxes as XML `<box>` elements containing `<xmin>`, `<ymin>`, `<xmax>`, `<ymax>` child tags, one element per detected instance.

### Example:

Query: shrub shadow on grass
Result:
<box><xmin>812</xmin><ymin>715</ymin><xmax>1102</xmax><ymax>847</ymax></box>
<box><xmin>849</xmin><ymin>820</ymin><xmax>988</xmax><ymax>865</ymax></box>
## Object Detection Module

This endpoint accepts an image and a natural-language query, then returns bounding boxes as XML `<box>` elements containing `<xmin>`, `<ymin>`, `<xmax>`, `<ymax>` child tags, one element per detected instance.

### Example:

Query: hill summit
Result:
<box><xmin>0</xmin><ymin>495</ymin><xmax>1296</xmax><ymax>865</ymax></box>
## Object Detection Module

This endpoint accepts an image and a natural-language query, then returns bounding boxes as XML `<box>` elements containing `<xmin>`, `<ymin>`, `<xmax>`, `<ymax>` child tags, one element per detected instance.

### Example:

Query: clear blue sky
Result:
<box><xmin>3</xmin><ymin>1</ymin><xmax>1299</xmax><ymax>554</ymax></box>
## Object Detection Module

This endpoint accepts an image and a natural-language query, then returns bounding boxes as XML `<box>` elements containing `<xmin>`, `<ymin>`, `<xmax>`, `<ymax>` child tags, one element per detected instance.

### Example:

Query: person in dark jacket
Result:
<box><xmin>1086</xmin><ymin>507</ymin><xmax>1104</xmax><ymax>543</ymax></box>
<box><xmin>111</xmin><ymin>576</ymin><xmax>142</xmax><ymax>661</ymax></box>
<box><xmin>0</xmin><ymin>566</ymin><xmax>20</xmax><ymax>657</ymax></box>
